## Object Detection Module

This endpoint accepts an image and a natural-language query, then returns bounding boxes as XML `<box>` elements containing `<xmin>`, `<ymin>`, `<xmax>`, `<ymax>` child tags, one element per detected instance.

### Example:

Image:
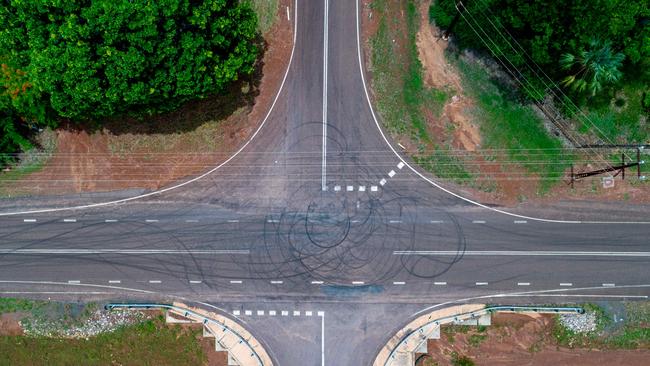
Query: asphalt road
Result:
<box><xmin>0</xmin><ymin>1</ymin><xmax>648</xmax><ymax>364</ymax></box>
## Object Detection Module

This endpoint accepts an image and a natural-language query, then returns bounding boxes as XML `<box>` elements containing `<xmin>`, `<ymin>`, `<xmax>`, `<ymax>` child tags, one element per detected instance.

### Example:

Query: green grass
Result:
<box><xmin>0</xmin><ymin>315</ymin><xmax>207</xmax><ymax>366</ymax></box>
<box><xmin>247</xmin><ymin>0</ymin><xmax>279</xmax><ymax>35</ymax></box>
<box><xmin>413</xmin><ymin>149</ymin><xmax>473</xmax><ymax>184</ymax></box>
<box><xmin>455</xmin><ymin>57</ymin><xmax>572</xmax><ymax>193</ymax></box>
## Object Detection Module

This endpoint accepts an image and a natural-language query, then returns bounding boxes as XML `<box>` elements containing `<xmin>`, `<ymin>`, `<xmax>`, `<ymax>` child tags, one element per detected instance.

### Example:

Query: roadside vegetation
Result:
<box><xmin>0</xmin><ymin>298</ymin><xmax>209</xmax><ymax>365</ymax></box>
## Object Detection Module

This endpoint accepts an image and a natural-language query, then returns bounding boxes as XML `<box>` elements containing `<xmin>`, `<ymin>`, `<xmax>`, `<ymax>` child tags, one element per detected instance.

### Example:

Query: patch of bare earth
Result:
<box><xmin>421</xmin><ymin>313</ymin><xmax>650</xmax><ymax>366</ymax></box>
<box><xmin>4</xmin><ymin>0</ymin><xmax>293</xmax><ymax>196</ymax></box>
<box><xmin>0</xmin><ymin>313</ymin><xmax>23</xmax><ymax>336</ymax></box>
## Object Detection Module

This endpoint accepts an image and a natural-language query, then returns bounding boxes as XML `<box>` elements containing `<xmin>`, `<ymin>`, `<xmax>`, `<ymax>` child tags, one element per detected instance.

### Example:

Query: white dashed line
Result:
<box><xmin>233</xmin><ymin>310</ymin><xmax>241</xmax><ymax>316</ymax></box>
<box><xmin>145</xmin><ymin>219</ymin><xmax>158</xmax><ymax>223</ymax></box>
<box><xmin>267</xmin><ymin>219</ymin><xmax>279</xmax><ymax>223</ymax></box>
<box><xmin>351</xmin><ymin>220</ymin><xmax>359</xmax><ymax>223</ymax></box>
<box><xmin>397</xmin><ymin>162</ymin><xmax>405</xmax><ymax>169</ymax></box>
<box><xmin>311</xmin><ymin>281</ymin><xmax>324</xmax><ymax>285</ymax></box>
<box><xmin>245</xmin><ymin>310</ymin><xmax>252</xmax><ymax>316</ymax></box>
<box><xmin>560</xmin><ymin>283</ymin><xmax>573</xmax><ymax>287</ymax></box>
<box><xmin>472</xmin><ymin>220</ymin><xmax>486</xmax><ymax>224</ymax></box>
<box><xmin>379</xmin><ymin>179</ymin><xmax>387</xmax><ymax>186</ymax></box>
<box><xmin>514</xmin><ymin>220</ymin><xmax>527</xmax><ymax>224</ymax></box>
<box><xmin>306</xmin><ymin>311</ymin><xmax>313</xmax><ymax>316</ymax></box>
<box><xmin>393</xmin><ymin>281</ymin><xmax>406</xmax><ymax>285</ymax></box>
<box><xmin>346</xmin><ymin>185</ymin><xmax>354</xmax><ymax>192</ymax></box>
<box><xmin>23</xmin><ymin>219</ymin><xmax>36</xmax><ymax>223</ymax></box>
<box><xmin>68</xmin><ymin>280</ymin><xmax>80</xmax><ymax>284</ymax></box>
<box><xmin>281</xmin><ymin>311</ymin><xmax>289</xmax><ymax>316</ymax></box>
<box><xmin>148</xmin><ymin>280</ymin><xmax>161</xmax><ymax>284</ymax></box>
<box><xmin>286</xmin><ymin>6</ymin><xmax>290</xmax><ymax>21</ymax></box>
<box><xmin>270</xmin><ymin>280</ymin><xmax>283</xmax><ymax>284</ymax></box>
<box><xmin>434</xmin><ymin>281</ymin><xmax>447</xmax><ymax>286</ymax></box>
<box><xmin>388</xmin><ymin>170</ymin><xmax>396</xmax><ymax>178</ymax></box>
<box><xmin>371</xmin><ymin>186</ymin><xmax>378</xmax><ymax>192</ymax></box>
<box><xmin>602</xmin><ymin>283</ymin><xmax>616</xmax><ymax>287</ymax></box>
<box><xmin>318</xmin><ymin>311</ymin><xmax>325</xmax><ymax>317</ymax></box>
<box><xmin>185</xmin><ymin>219</ymin><xmax>198</xmax><ymax>223</ymax></box>
<box><xmin>269</xmin><ymin>310</ymin><xmax>277</xmax><ymax>316</ymax></box>
<box><xmin>229</xmin><ymin>280</ymin><xmax>243</xmax><ymax>284</ymax></box>
<box><xmin>358</xmin><ymin>185</ymin><xmax>366</xmax><ymax>192</ymax></box>
<box><xmin>63</xmin><ymin>219</ymin><xmax>77</xmax><ymax>223</ymax></box>
<box><xmin>293</xmin><ymin>311</ymin><xmax>300</xmax><ymax>316</ymax></box>
<box><xmin>105</xmin><ymin>219</ymin><xmax>118</xmax><ymax>223</ymax></box>
<box><xmin>108</xmin><ymin>280</ymin><xmax>121</xmax><ymax>284</ymax></box>
<box><xmin>475</xmin><ymin>282</ymin><xmax>488</xmax><ymax>286</ymax></box>
<box><xmin>517</xmin><ymin>282</ymin><xmax>531</xmax><ymax>286</ymax></box>
<box><xmin>257</xmin><ymin>310</ymin><xmax>265</xmax><ymax>316</ymax></box>
<box><xmin>334</xmin><ymin>185</ymin><xmax>341</xmax><ymax>192</ymax></box>
<box><xmin>189</xmin><ymin>280</ymin><xmax>202</xmax><ymax>284</ymax></box>
<box><xmin>352</xmin><ymin>281</ymin><xmax>365</xmax><ymax>285</ymax></box>
<box><xmin>430</xmin><ymin>220</ymin><xmax>444</xmax><ymax>224</ymax></box>
<box><xmin>227</xmin><ymin>219</ymin><xmax>239</xmax><ymax>223</ymax></box>
<box><xmin>389</xmin><ymin>220</ymin><xmax>402</xmax><ymax>224</ymax></box>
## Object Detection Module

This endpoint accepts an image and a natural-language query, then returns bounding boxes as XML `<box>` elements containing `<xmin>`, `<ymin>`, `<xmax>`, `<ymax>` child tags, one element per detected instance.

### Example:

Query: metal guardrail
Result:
<box><xmin>105</xmin><ymin>303</ymin><xmax>265</xmax><ymax>366</ymax></box>
<box><xmin>384</xmin><ymin>305</ymin><xmax>584</xmax><ymax>366</ymax></box>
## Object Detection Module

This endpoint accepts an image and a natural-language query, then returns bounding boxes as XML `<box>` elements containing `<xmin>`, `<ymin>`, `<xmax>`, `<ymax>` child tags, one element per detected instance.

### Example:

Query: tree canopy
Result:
<box><xmin>1</xmin><ymin>0</ymin><xmax>260</xmax><ymax>164</ymax></box>
<box><xmin>430</xmin><ymin>0</ymin><xmax>649</xmax><ymax>96</ymax></box>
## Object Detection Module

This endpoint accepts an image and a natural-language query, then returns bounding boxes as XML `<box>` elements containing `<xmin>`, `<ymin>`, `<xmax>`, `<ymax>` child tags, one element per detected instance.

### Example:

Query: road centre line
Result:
<box><xmin>23</xmin><ymin>219</ymin><xmax>36</xmax><ymax>222</ymax></box>
<box><xmin>108</xmin><ymin>280</ymin><xmax>121</xmax><ymax>284</ymax></box>
<box><xmin>472</xmin><ymin>220</ymin><xmax>486</xmax><ymax>224</ymax></box>
<box><xmin>145</xmin><ymin>219</ymin><xmax>158</xmax><ymax>223</ymax></box>
<box><xmin>603</xmin><ymin>283</ymin><xmax>616</xmax><ymax>287</ymax></box>
<box><xmin>434</xmin><ymin>281</ymin><xmax>447</xmax><ymax>285</ymax></box>
<box><xmin>321</xmin><ymin>0</ymin><xmax>329</xmax><ymax>191</ymax></box>
<box><xmin>68</xmin><ymin>280</ymin><xmax>80</xmax><ymax>284</ymax></box>
<box><xmin>311</xmin><ymin>281</ymin><xmax>324</xmax><ymax>285</ymax></box>
<box><xmin>286</xmin><ymin>6</ymin><xmax>290</xmax><ymax>21</ymax></box>
<box><xmin>0</xmin><ymin>249</ymin><xmax>249</xmax><ymax>255</ymax></box>
<box><xmin>514</xmin><ymin>220</ymin><xmax>527</xmax><ymax>224</ymax></box>
<box><xmin>517</xmin><ymin>282</ymin><xmax>530</xmax><ymax>286</ymax></box>
<box><xmin>63</xmin><ymin>219</ymin><xmax>77</xmax><ymax>222</ymax></box>
<box><xmin>230</xmin><ymin>280</ymin><xmax>243</xmax><ymax>284</ymax></box>
<box><xmin>105</xmin><ymin>219</ymin><xmax>118</xmax><ymax>223</ymax></box>
<box><xmin>476</xmin><ymin>282</ymin><xmax>489</xmax><ymax>286</ymax></box>
<box><xmin>560</xmin><ymin>283</ymin><xmax>573</xmax><ymax>287</ymax></box>
<box><xmin>393</xmin><ymin>281</ymin><xmax>406</xmax><ymax>285</ymax></box>
<box><xmin>189</xmin><ymin>280</ymin><xmax>202</xmax><ymax>284</ymax></box>
<box><xmin>270</xmin><ymin>280</ymin><xmax>283</xmax><ymax>284</ymax></box>
<box><xmin>430</xmin><ymin>220</ymin><xmax>444</xmax><ymax>224</ymax></box>
<box><xmin>148</xmin><ymin>280</ymin><xmax>161</xmax><ymax>284</ymax></box>
<box><xmin>352</xmin><ymin>281</ymin><xmax>365</xmax><ymax>285</ymax></box>
<box><xmin>393</xmin><ymin>250</ymin><xmax>650</xmax><ymax>257</ymax></box>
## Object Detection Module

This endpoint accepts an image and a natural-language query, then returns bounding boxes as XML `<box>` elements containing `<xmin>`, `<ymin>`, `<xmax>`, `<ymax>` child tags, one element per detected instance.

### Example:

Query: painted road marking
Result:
<box><xmin>393</xmin><ymin>281</ymin><xmax>406</xmax><ymax>285</ymax></box>
<box><xmin>267</xmin><ymin>219</ymin><xmax>279</xmax><ymax>223</ymax></box>
<box><xmin>359</xmin><ymin>185</ymin><xmax>366</xmax><ymax>192</ymax></box>
<box><xmin>286</xmin><ymin>6</ymin><xmax>290</xmax><ymax>21</ymax></box>
<box><xmin>148</xmin><ymin>280</ymin><xmax>161</xmax><ymax>284</ymax></box>
<box><xmin>560</xmin><ymin>283</ymin><xmax>573</xmax><ymax>287</ymax></box>
<box><xmin>311</xmin><ymin>281</ymin><xmax>324</xmax><ymax>285</ymax></box>
<box><xmin>393</xmin><ymin>250</ymin><xmax>650</xmax><ymax>257</ymax></box>
<box><xmin>430</xmin><ymin>220</ymin><xmax>444</xmax><ymax>224</ymax></box>
<box><xmin>23</xmin><ymin>219</ymin><xmax>36</xmax><ymax>223</ymax></box>
<box><xmin>334</xmin><ymin>185</ymin><xmax>341</xmax><ymax>192</ymax></box>
<box><xmin>321</xmin><ymin>0</ymin><xmax>329</xmax><ymax>191</ymax></box>
<box><xmin>270</xmin><ymin>280</ymin><xmax>283</xmax><ymax>284</ymax></box>
<box><xmin>145</xmin><ymin>219</ymin><xmax>158</xmax><ymax>223</ymax></box>
<box><xmin>306</xmin><ymin>311</ymin><xmax>313</xmax><ymax>316</ymax></box>
<box><xmin>63</xmin><ymin>219</ymin><xmax>77</xmax><ymax>223</ymax></box>
<box><xmin>245</xmin><ymin>310</ymin><xmax>252</xmax><ymax>316</ymax></box>
<box><xmin>105</xmin><ymin>219</ymin><xmax>118</xmax><ymax>223</ymax></box>
<box><xmin>282</xmin><ymin>311</ymin><xmax>289</xmax><ymax>316</ymax></box>
<box><xmin>388</xmin><ymin>170</ymin><xmax>396</xmax><ymax>178</ymax></box>
<box><xmin>233</xmin><ymin>310</ymin><xmax>241</xmax><ymax>316</ymax></box>
<box><xmin>371</xmin><ymin>185</ymin><xmax>378</xmax><ymax>192</ymax></box>
<box><xmin>476</xmin><ymin>282</ymin><xmax>488</xmax><ymax>286</ymax></box>
<box><xmin>434</xmin><ymin>281</ymin><xmax>447</xmax><ymax>285</ymax></box>
<box><xmin>397</xmin><ymin>162</ymin><xmax>405</xmax><ymax>169</ymax></box>
<box><xmin>189</xmin><ymin>280</ymin><xmax>202</xmax><ymax>284</ymax></box>
<box><xmin>269</xmin><ymin>310</ymin><xmax>277</xmax><ymax>316</ymax></box>
<box><xmin>108</xmin><ymin>280</ymin><xmax>121</xmax><ymax>284</ymax></box>
<box><xmin>0</xmin><ymin>249</ymin><xmax>250</xmax><ymax>255</ymax></box>
<box><xmin>389</xmin><ymin>220</ymin><xmax>402</xmax><ymax>224</ymax></box>
<box><xmin>68</xmin><ymin>280</ymin><xmax>80</xmax><ymax>284</ymax></box>
<box><xmin>603</xmin><ymin>283</ymin><xmax>616</xmax><ymax>287</ymax></box>
<box><xmin>257</xmin><ymin>310</ymin><xmax>265</xmax><ymax>316</ymax></box>
<box><xmin>318</xmin><ymin>311</ymin><xmax>325</xmax><ymax>317</ymax></box>
<box><xmin>347</xmin><ymin>185</ymin><xmax>354</xmax><ymax>192</ymax></box>
<box><xmin>185</xmin><ymin>219</ymin><xmax>198</xmax><ymax>223</ymax></box>
<box><xmin>514</xmin><ymin>220</ymin><xmax>527</xmax><ymax>224</ymax></box>
<box><xmin>227</xmin><ymin>219</ymin><xmax>239</xmax><ymax>223</ymax></box>
<box><xmin>230</xmin><ymin>280</ymin><xmax>243</xmax><ymax>284</ymax></box>
<box><xmin>352</xmin><ymin>281</ymin><xmax>365</xmax><ymax>285</ymax></box>
<box><xmin>517</xmin><ymin>282</ymin><xmax>531</xmax><ymax>286</ymax></box>
<box><xmin>472</xmin><ymin>220</ymin><xmax>486</xmax><ymax>224</ymax></box>
<box><xmin>379</xmin><ymin>178</ymin><xmax>386</xmax><ymax>186</ymax></box>
<box><xmin>293</xmin><ymin>311</ymin><xmax>301</xmax><ymax>316</ymax></box>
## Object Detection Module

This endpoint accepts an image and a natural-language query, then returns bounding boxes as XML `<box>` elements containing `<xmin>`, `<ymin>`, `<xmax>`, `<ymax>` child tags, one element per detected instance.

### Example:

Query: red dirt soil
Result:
<box><xmin>5</xmin><ymin>0</ymin><xmax>294</xmax><ymax>196</ymax></box>
<box><xmin>422</xmin><ymin>313</ymin><xmax>650</xmax><ymax>366</ymax></box>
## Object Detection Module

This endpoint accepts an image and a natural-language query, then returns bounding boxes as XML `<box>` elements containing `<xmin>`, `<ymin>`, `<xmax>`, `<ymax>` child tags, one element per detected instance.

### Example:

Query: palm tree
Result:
<box><xmin>559</xmin><ymin>39</ymin><xmax>625</xmax><ymax>96</ymax></box>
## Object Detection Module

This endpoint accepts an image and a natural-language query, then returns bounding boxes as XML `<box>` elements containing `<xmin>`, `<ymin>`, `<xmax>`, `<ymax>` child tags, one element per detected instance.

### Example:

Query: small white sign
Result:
<box><xmin>602</xmin><ymin>176</ymin><xmax>615</xmax><ymax>188</ymax></box>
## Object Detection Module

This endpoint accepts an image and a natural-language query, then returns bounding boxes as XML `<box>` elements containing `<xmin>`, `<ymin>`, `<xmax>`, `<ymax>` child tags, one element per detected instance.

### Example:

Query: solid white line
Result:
<box><xmin>321</xmin><ymin>0</ymin><xmax>329</xmax><ymax>191</ymax></box>
<box><xmin>0</xmin><ymin>249</ymin><xmax>250</xmax><ymax>255</ymax></box>
<box><xmin>393</xmin><ymin>281</ymin><xmax>406</xmax><ymax>285</ymax></box>
<box><xmin>229</xmin><ymin>280</ymin><xmax>243</xmax><ymax>284</ymax></box>
<box><xmin>434</xmin><ymin>281</ymin><xmax>447</xmax><ymax>285</ymax></box>
<box><xmin>0</xmin><ymin>0</ymin><xmax>299</xmax><ymax>217</ymax></box>
<box><xmin>517</xmin><ymin>282</ymin><xmax>531</xmax><ymax>286</ymax></box>
<box><xmin>321</xmin><ymin>311</ymin><xmax>325</xmax><ymax>366</ymax></box>
<box><xmin>63</xmin><ymin>219</ymin><xmax>77</xmax><ymax>223</ymax></box>
<box><xmin>560</xmin><ymin>283</ymin><xmax>573</xmax><ymax>287</ymax></box>
<box><xmin>476</xmin><ymin>282</ymin><xmax>488</xmax><ymax>286</ymax></box>
<box><xmin>0</xmin><ymin>291</ymin><xmax>110</xmax><ymax>295</ymax></box>
<box><xmin>393</xmin><ymin>250</ymin><xmax>650</xmax><ymax>257</ymax></box>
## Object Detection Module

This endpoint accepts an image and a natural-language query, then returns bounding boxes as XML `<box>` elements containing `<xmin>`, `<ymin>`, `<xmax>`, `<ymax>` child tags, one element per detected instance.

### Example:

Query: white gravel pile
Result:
<box><xmin>22</xmin><ymin>309</ymin><xmax>148</xmax><ymax>338</ymax></box>
<box><xmin>559</xmin><ymin>312</ymin><xmax>597</xmax><ymax>333</ymax></box>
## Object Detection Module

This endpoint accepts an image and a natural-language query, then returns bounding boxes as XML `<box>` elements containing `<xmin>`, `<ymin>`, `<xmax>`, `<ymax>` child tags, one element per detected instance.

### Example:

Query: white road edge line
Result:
<box><xmin>393</xmin><ymin>250</ymin><xmax>650</xmax><ymax>257</ymax></box>
<box><xmin>321</xmin><ymin>311</ymin><xmax>325</xmax><ymax>366</ymax></box>
<box><xmin>0</xmin><ymin>0</ymin><xmax>299</xmax><ymax>217</ymax></box>
<box><xmin>321</xmin><ymin>0</ymin><xmax>329</xmax><ymax>191</ymax></box>
<box><xmin>353</xmin><ymin>0</ymin><xmax>649</xmax><ymax>225</ymax></box>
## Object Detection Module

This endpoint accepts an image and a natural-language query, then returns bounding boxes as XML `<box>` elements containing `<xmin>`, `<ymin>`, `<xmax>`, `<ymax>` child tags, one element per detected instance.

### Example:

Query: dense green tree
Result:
<box><xmin>0</xmin><ymin>0</ymin><xmax>259</xmax><ymax>164</ymax></box>
<box><xmin>430</xmin><ymin>0</ymin><xmax>649</xmax><ymax>95</ymax></box>
<box><xmin>560</xmin><ymin>40</ymin><xmax>625</xmax><ymax>96</ymax></box>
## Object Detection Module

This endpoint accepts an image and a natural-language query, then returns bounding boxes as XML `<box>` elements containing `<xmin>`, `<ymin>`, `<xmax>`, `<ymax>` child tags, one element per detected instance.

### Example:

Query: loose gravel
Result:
<box><xmin>21</xmin><ymin>309</ymin><xmax>150</xmax><ymax>338</ymax></box>
<box><xmin>559</xmin><ymin>312</ymin><xmax>597</xmax><ymax>334</ymax></box>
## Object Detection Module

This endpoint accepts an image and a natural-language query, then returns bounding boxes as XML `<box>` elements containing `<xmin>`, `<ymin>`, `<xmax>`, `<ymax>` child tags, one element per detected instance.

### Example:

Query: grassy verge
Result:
<box><xmin>248</xmin><ymin>0</ymin><xmax>279</xmax><ymax>35</ymax></box>
<box><xmin>453</xmin><ymin>56</ymin><xmax>573</xmax><ymax>192</ymax></box>
<box><xmin>0</xmin><ymin>314</ymin><xmax>206</xmax><ymax>365</ymax></box>
<box><xmin>553</xmin><ymin>302</ymin><xmax>650</xmax><ymax>349</ymax></box>
<box><xmin>0</xmin><ymin>128</ymin><xmax>56</xmax><ymax>197</ymax></box>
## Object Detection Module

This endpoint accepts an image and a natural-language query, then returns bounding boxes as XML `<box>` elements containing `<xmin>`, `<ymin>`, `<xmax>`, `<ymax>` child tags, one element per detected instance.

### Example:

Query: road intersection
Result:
<box><xmin>0</xmin><ymin>1</ymin><xmax>648</xmax><ymax>364</ymax></box>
